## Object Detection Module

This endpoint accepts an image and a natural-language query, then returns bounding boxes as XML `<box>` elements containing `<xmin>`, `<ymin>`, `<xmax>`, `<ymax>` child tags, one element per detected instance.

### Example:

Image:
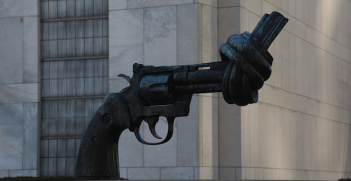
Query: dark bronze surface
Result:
<box><xmin>75</xmin><ymin>11</ymin><xmax>288</xmax><ymax>180</ymax></box>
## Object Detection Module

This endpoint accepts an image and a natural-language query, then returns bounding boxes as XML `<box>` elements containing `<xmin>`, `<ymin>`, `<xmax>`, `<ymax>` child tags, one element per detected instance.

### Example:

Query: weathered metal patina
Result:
<box><xmin>75</xmin><ymin>11</ymin><xmax>288</xmax><ymax>180</ymax></box>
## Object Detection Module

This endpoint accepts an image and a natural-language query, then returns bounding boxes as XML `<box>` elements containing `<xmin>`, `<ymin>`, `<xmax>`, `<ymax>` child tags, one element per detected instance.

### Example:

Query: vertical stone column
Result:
<box><xmin>0</xmin><ymin>0</ymin><xmax>40</xmax><ymax>178</ymax></box>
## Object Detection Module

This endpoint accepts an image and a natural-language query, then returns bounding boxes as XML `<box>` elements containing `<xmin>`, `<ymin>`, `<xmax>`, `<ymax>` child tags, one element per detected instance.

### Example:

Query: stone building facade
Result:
<box><xmin>0</xmin><ymin>0</ymin><xmax>350</xmax><ymax>180</ymax></box>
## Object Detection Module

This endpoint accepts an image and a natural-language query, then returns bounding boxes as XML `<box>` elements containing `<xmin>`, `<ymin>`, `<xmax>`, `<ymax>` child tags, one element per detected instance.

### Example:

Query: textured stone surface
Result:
<box><xmin>0</xmin><ymin>83</ymin><xmax>39</xmax><ymax>104</ymax></box>
<box><xmin>144</xmin><ymin>6</ymin><xmax>177</xmax><ymax>66</ymax></box>
<box><xmin>0</xmin><ymin>104</ymin><xmax>23</xmax><ymax>170</ymax></box>
<box><xmin>0</xmin><ymin>17</ymin><xmax>24</xmax><ymax>84</ymax></box>
<box><xmin>23</xmin><ymin>103</ymin><xmax>39</xmax><ymax>169</ymax></box>
<box><xmin>161</xmin><ymin>167</ymin><xmax>194</xmax><ymax>180</ymax></box>
<box><xmin>127</xmin><ymin>167</ymin><xmax>160</xmax><ymax>180</ymax></box>
<box><xmin>24</xmin><ymin>16</ymin><xmax>40</xmax><ymax>83</ymax></box>
<box><xmin>8</xmin><ymin>170</ymin><xmax>38</xmax><ymax>177</ymax></box>
<box><xmin>109</xmin><ymin>0</ymin><xmax>127</xmax><ymax>10</ymax></box>
<box><xmin>177</xmin><ymin>4</ymin><xmax>199</xmax><ymax>65</ymax></box>
<box><xmin>128</xmin><ymin>0</ymin><xmax>192</xmax><ymax>9</ymax></box>
<box><xmin>119</xmin><ymin>124</ymin><xmax>144</xmax><ymax>167</ymax></box>
<box><xmin>177</xmin><ymin>96</ymin><xmax>199</xmax><ymax>166</ymax></box>
<box><xmin>0</xmin><ymin>0</ymin><xmax>38</xmax><ymax>17</ymax></box>
<box><xmin>0</xmin><ymin>171</ymin><xmax>8</xmax><ymax>178</ymax></box>
<box><xmin>109</xmin><ymin>9</ymin><xmax>143</xmax><ymax>78</ymax></box>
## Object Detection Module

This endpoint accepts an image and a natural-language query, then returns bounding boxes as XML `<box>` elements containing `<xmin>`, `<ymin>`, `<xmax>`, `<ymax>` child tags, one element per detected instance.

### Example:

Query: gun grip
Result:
<box><xmin>75</xmin><ymin>93</ymin><xmax>131</xmax><ymax>180</ymax></box>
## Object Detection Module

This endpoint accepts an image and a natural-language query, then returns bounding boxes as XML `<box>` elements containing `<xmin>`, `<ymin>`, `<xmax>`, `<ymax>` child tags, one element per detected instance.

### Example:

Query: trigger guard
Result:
<box><xmin>134</xmin><ymin>117</ymin><xmax>175</xmax><ymax>145</ymax></box>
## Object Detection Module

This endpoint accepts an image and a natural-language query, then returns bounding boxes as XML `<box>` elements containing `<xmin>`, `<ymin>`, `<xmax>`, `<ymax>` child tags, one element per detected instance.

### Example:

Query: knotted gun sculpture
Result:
<box><xmin>75</xmin><ymin>11</ymin><xmax>288</xmax><ymax>180</ymax></box>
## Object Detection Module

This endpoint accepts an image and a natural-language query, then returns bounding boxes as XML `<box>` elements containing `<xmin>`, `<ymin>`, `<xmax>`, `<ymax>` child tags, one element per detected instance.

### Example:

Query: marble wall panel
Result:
<box><xmin>23</xmin><ymin>103</ymin><xmax>39</xmax><ymax>170</ymax></box>
<box><xmin>127</xmin><ymin>167</ymin><xmax>160</xmax><ymax>180</ymax></box>
<box><xmin>128</xmin><ymin>0</ymin><xmax>193</xmax><ymax>9</ymax></box>
<box><xmin>109</xmin><ymin>0</ymin><xmax>127</xmax><ymax>10</ymax></box>
<box><xmin>194</xmin><ymin>0</ymin><xmax>218</xmax><ymax>7</ymax></box>
<box><xmin>0</xmin><ymin>17</ymin><xmax>24</xmax><ymax>84</ymax></box>
<box><xmin>8</xmin><ymin>170</ymin><xmax>38</xmax><ymax>177</ymax></box>
<box><xmin>0</xmin><ymin>104</ymin><xmax>23</xmax><ymax>170</ymax></box>
<box><xmin>218</xmin><ymin>7</ymin><xmax>241</xmax><ymax>46</ymax></box>
<box><xmin>0</xmin><ymin>83</ymin><xmax>39</xmax><ymax>104</ymax></box>
<box><xmin>177</xmin><ymin>4</ymin><xmax>199</xmax><ymax>65</ymax></box>
<box><xmin>198</xmin><ymin>166</ymin><xmax>219</xmax><ymax>180</ymax></box>
<box><xmin>0</xmin><ymin>171</ymin><xmax>8</xmax><ymax>178</ymax></box>
<box><xmin>109</xmin><ymin>9</ymin><xmax>143</xmax><ymax>78</ymax></box>
<box><xmin>218</xmin><ymin>98</ymin><xmax>241</xmax><ymax>167</ymax></box>
<box><xmin>160</xmin><ymin>167</ymin><xmax>194</xmax><ymax>180</ymax></box>
<box><xmin>24</xmin><ymin>16</ymin><xmax>39</xmax><ymax>83</ymax></box>
<box><xmin>201</xmin><ymin>5</ymin><xmax>218</xmax><ymax>63</ymax></box>
<box><xmin>144</xmin><ymin>6</ymin><xmax>176</xmax><ymax>66</ymax></box>
<box><xmin>177</xmin><ymin>96</ymin><xmax>199</xmax><ymax>166</ymax></box>
<box><xmin>219</xmin><ymin>167</ymin><xmax>236</xmax><ymax>180</ymax></box>
<box><xmin>0</xmin><ymin>0</ymin><xmax>38</xmax><ymax>17</ymax></box>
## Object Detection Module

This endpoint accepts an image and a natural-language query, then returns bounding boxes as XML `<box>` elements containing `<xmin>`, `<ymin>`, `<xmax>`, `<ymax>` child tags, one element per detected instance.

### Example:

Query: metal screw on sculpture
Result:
<box><xmin>75</xmin><ymin>11</ymin><xmax>288</xmax><ymax>180</ymax></box>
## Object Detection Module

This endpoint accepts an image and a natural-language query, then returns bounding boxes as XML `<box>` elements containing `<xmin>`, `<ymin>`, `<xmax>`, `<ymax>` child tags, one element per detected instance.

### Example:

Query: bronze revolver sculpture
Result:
<box><xmin>75</xmin><ymin>11</ymin><xmax>288</xmax><ymax>180</ymax></box>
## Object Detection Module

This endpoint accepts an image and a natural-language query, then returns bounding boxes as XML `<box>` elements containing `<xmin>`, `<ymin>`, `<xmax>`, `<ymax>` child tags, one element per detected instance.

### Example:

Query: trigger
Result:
<box><xmin>144</xmin><ymin>116</ymin><xmax>162</xmax><ymax>139</ymax></box>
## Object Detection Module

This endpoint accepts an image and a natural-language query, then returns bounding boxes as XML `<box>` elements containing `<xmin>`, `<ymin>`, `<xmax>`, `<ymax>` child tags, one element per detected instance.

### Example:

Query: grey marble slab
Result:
<box><xmin>177</xmin><ymin>4</ymin><xmax>200</xmax><ymax>65</ymax></box>
<box><xmin>109</xmin><ymin>0</ymin><xmax>127</xmax><ymax>10</ymax></box>
<box><xmin>109</xmin><ymin>9</ymin><xmax>143</xmax><ymax>78</ymax></box>
<box><xmin>0</xmin><ymin>0</ymin><xmax>38</xmax><ymax>18</ymax></box>
<box><xmin>0</xmin><ymin>17</ymin><xmax>23</xmax><ymax>84</ymax></box>
<box><xmin>24</xmin><ymin>16</ymin><xmax>39</xmax><ymax>82</ymax></box>
<box><xmin>23</xmin><ymin>103</ymin><xmax>39</xmax><ymax>169</ymax></box>
<box><xmin>0</xmin><ymin>83</ymin><xmax>39</xmax><ymax>104</ymax></box>
<box><xmin>128</xmin><ymin>0</ymin><xmax>193</xmax><ymax>9</ymax></box>
<box><xmin>0</xmin><ymin>104</ymin><xmax>23</xmax><ymax>170</ymax></box>
<box><xmin>161</xmin><ymin>167</ymin><xmax>194</xmax><ymax>180</ymax></box>
<box><xmin>0</xmin><ymin>171</ymin><xmax>8</xmax><ymax>178</ymax></box>
<box><xmin>128</xmin><ymin>168</ymin><xmax>160</xmax><ymax>180</ymax></box>
<box><xmin>177</xmin><ymin>96</ymin><xmax>199</xmax><ymax>166</ymax></box>
<box><xmin>144</xmin><ymin>6</ymin><xmax>177</xmax><ymax>66</ymax></box>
